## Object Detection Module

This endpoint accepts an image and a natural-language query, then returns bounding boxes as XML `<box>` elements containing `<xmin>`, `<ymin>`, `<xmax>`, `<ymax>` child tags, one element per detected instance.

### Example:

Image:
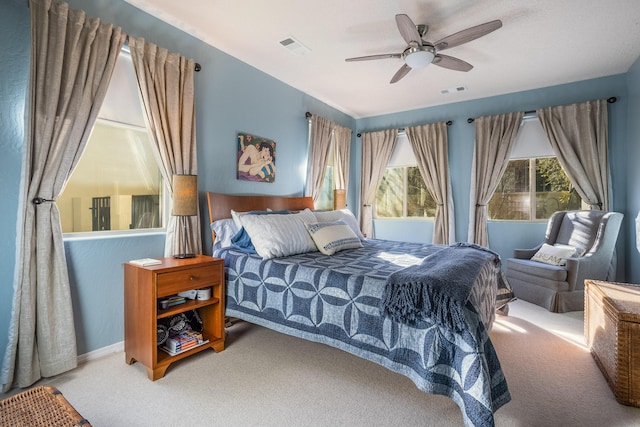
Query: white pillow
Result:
<box><xmin>531</xmin><ymin>243</ymin><xmax>577</xmax><ymax>266</ymax></box>
<box><xmin>313</xmin><ymin>209</ymin><xmax>365</xmax><ymax>241</ymax></box>
<box><xmin>210</xmin><ymin>218</ymin><xmax>239</xmax><ymax>250</ymax></box>
<box><xmin>240</xmin><ymin>208</ymin><xmax>317</xmax><ymax>259</ymax></box>
<box><xmin>231</xmin><ymin>208</ymin><xmax>272</xmax><ymax>229</ymax></box>
<box><xmin>306</xmin><ymin>220</ymin><xmax>363</xmax><ymax>255</ymax></box>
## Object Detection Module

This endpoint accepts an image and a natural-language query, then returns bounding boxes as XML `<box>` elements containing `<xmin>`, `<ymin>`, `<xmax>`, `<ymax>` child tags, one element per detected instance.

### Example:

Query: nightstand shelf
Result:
<box><xmin>124</xmin><ymin>255</ymin><xmax>225</xmax><ymax>380</ymax></box>
<box><xmin>157</xmin><ymin>297</ymin><xmax>220</xmax><ymax>319</ymax></box>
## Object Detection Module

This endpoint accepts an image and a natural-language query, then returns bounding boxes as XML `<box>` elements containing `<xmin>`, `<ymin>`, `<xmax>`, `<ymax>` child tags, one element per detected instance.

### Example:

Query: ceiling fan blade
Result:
<box><xmin>390</xmin><ymin>64</ymin><xmax>411</xmax><ymax>84</ymax></box>
<box><xmin>432</xmin><ymin>54</ymin><xmax>473</xmax><ymax>72</ymax></box>
<box><xmin>345</xmin><ymin>53</ymin><xmax>402</xmax><ymax>62</ymax></box>
<box><xmin>434</xmin><ymin>20</ymin><xmax>502</xmax><ymax>51</ymax></box>
<box><xmin>395</xmin><ymin>14</ymin><xmax>422</xmax><ymax>46</ymax></box>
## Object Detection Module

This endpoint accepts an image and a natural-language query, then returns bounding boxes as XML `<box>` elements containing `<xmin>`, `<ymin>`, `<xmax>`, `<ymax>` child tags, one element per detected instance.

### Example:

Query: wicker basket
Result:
<box><xmin>585</xmin><ymin>280</ymin><xmax>640</xmax><ymax>407</ymax></box>
<box><xmin>0</xmin><ymin>385</ymin><xmax>91</xmax><ymax>426</ymax></box>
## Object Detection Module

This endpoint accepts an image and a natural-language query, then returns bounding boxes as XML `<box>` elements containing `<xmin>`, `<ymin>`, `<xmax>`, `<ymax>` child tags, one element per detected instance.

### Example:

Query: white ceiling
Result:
<box><xmin>122</xmin><ymin>0</ymin><xmax>640</xmax><ymax>119</ymax></box>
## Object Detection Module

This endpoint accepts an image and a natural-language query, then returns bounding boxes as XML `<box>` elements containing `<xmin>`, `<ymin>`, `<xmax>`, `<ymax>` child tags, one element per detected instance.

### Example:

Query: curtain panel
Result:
<box><xmin>334</xmin><ymin>124</ymin><xmax>353</xmax><ymax>192</ymax></box>
<box><xmin>305</xmin><ymin>115</ymin><xmax>333</xmax><ymax>202</ymax></box>
<box><xmin>1</xmin><ymin>0</ymin><xmax>125</xmax><ymax>391</ymax></box>
<box><xmin>468</xmin><ymin>112</ymin><xmax>524</xmax><ymax>247</ymax></box>
<box><xmin>406</xmin><ymin>122</ymin><xmax>455</xmax><ymax>244</ymax></box>
<box><xmin>537</xmin><ymin>99</ymin><xmax>610</xmax><ymax>211</ymax></box>
<box><xmin>129</xmin><ymin>37</ymin><xmax>201</xmax><ymax>257</ymax></box>
<box><xmin>359</xmin><ymin>130</ymin><xmax>397</xmax><ymax>238</ymax></box>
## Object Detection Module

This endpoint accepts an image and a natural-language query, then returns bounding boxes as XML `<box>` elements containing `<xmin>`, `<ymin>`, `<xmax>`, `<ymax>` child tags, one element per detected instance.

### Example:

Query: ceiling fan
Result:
<box><xmin>345</xmin><ymin>14</ymin><xmax>502</xmax><ymax>84</ymax></box>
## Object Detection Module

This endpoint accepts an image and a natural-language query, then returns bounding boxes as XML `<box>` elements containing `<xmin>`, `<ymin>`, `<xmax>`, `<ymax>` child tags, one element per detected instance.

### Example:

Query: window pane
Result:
<box><xmin>489</xmin><ymin>157</ymin><xmax>582</xmax><ymax>221</ymax></box>
<box><xmin>58</xmin><ymin>120</ymin><xmax>162</xmax><ymax>233</ymax></box>
<box><xmin>489</xmin><ymin>159</ymin><xmax>531</xmax><ymax>220</ymax></box>
<box><xmin>315</xmin><ymin>165</ymin><xmax>334</xmax><ymax>211</ymax></box>
<box><xmin>375</xmin><ymin>166</ymin><xmax>435</xmax><ymax>219</ymax></box>
<box><xmin>535</xmin><ymin>157</ymin><xmax>581</xmax><ymax>219</ymax></box>
<box><xmin>375</xmin><ymin>168</ymin><xmax>403</xmax><ymax>217</ymax></box>
<box><xmin>407</xmin><ymin>167</ymin><xmax>436</xmax><ymax>218</ymax></box>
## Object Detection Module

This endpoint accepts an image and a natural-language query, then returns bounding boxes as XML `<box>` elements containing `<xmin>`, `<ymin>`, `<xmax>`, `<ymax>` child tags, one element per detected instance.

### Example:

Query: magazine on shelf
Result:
<box><xmin>160</xmin><ymin>339</ymin><xmax>209</xmax><ymax>356</ymax></box>
<box><xmin>129</xmin><ymin>258</ymin><xmax>162</xmax><ymax>266</ymax></box>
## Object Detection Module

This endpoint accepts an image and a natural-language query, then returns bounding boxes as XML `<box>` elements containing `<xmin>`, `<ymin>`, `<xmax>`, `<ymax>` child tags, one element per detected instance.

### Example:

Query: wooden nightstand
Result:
<box><xmin>124</xmin><ymin>255</ymin><xmax>225</xmax><ymax>380</ymax></box>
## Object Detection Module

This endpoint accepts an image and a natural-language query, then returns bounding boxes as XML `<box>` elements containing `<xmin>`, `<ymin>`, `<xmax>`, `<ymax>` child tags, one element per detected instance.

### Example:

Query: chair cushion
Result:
<box><xmin>506</xmin><ymin>258</ymin><xmax>568</xmax><ymax>282</ymax></box>
<box><xmin>554</xmin><ymin>211</ymin><xmax>604</xmax><ymax>253</ymax></box>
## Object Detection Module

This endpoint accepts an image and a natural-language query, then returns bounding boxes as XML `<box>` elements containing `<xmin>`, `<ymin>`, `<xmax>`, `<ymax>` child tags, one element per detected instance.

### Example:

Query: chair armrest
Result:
<box><xmin>565</xmin><ymin>252</ymin><xmax>609</xmax><ymax>291</ymax></box>
<box><xmin>513</xmin><ymin>243</ymin><xmax>542</xmax><ymax>260</ymax></box>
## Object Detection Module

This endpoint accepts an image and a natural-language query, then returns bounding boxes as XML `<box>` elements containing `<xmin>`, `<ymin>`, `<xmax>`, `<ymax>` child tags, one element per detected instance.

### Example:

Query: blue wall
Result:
<box><xmin>0</xmin><ymin>0</ymin><xmax>638</xmax><ymax>362</ymax></box>
<box><xmin>626</xmin><ymin>57</ymin><xmax>640</xmax><ymax>282</ymax></box>
<box><xmin>0</xmin><ymin>0</ymin><xmax>31</xmax><ymax>371</ymax></box>
<box><xmin>356</xmin><ymin>75</ymin><xmax>629</xmax><ymax>269</ymax></box>
<box><xmin>0</xmin><ymin>0</ymin><xmax>354</xmax><ymax>359</ymax></box>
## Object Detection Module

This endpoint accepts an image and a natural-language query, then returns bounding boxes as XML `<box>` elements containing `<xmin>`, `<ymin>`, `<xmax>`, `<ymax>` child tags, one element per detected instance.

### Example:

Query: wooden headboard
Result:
<box><xmin>206</xmin><ymin>192</ymin><xmax>315</xmax><ymax>242</ymax></box>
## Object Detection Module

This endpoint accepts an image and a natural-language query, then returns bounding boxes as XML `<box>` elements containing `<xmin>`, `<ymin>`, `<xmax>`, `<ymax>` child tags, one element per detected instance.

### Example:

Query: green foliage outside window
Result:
<box><xmin>376</xmin><ymin>167</ymin><xmax>436</xmax><ymax>219</ymax></box>
<box><xmin>489</xmin><ymin>157</ymin><xmax>581</xmax><ymax>220</ymax></box>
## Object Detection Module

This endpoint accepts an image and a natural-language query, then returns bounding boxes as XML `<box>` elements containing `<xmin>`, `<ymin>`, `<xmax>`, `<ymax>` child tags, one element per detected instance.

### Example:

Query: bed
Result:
<box><xmin>206</xmin><ymin>192</ymin><xmax>511</xmax><ymax>427</ymax></box>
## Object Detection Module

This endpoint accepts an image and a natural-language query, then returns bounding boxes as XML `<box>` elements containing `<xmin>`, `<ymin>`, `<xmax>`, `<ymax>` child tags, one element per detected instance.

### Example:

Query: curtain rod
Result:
<box><xmin>123</xmin><ymin>37</ymin><xmax>201</xmax><ymax>72</ymax></box>
<box><xmin>306</xmin><ymin>112</ymin><xmax>452</xmax><ymax>137</ymax></box>
<box><xmin>355</xmin><ymin>121</ymin><xmax>453</xmax><ymax>138</ymax></box>
<box><xmin>25</xmin><ymin>2</ymin><xmax>202</xmax><ymax>72</ymax></box>
<box><xmin>466</xmin><ymin>96</ymin><xmax>617</xmax><ymax>123</ymax></box>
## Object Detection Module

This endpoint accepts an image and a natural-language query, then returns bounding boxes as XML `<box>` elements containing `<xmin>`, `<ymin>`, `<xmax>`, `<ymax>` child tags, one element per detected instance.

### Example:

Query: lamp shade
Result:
<box><xmin>172</xmin><ymin>175</ymin><xmax>198</xmax><ymax>216</ymax></box>
<box><xmin>334</xmin><ymin>189</ymin><xmax>346</xmax><ymax>210</ymax></box>
<box><xmin>404</xmin><ymin>46</ymin><xmax>435</xmax><ymax>69</ymax></box>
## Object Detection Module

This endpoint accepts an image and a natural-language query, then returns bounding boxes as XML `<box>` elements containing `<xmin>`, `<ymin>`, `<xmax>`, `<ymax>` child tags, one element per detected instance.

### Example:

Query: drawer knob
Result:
<box><xmin>190</xmin><ymin>276</ymin><xmax>196</xmax><ymax>281</ymax></box>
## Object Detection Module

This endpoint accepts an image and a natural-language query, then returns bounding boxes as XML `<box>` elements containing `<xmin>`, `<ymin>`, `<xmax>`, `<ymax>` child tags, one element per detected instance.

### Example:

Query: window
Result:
<box><xmin>315</xmin><ymin>136</ymin><xmax>335</xmax><ymax>211</ymax></box>
<box><xmin>58</xmin><ymin>50</ymin><xmax>164</xmax><ymax>233</ymax></box>
<box><xmin>374</xmin><ymin>134</ymin><xmax>436</xmax><ymax>219</ymax></box>
<box><xmin>488</xmin><ymin>117</ymin><xmax>582</xmax><ymax>221</ymax></box>
<box><xmin>315</xmin><ymin>165</ymin><xmax>335</xmax><ymax>211</ymax></box>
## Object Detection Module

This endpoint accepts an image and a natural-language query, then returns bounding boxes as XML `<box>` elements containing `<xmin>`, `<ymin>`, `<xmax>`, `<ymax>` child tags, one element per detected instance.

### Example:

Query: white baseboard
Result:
<box><xmin>77</xmin><ymin>341</ymin><xmax>124</xmax><ymax>365</ymax></box>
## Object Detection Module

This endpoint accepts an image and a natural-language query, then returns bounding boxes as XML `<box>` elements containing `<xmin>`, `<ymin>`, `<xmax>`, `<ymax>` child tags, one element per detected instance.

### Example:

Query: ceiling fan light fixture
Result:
<box><xmin>404</xmin><ymin>47</ymin><xmax>435</xmax><ymax>69</ymax></box>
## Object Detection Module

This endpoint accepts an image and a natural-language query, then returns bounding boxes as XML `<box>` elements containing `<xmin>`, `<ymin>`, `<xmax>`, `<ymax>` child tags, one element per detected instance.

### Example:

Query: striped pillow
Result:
<box><xmin>240</xmin><ymin>208</ymin><xmax>317</xmax><ymax>259</ymax></box>
<box><xmin>306</xmin><ymin>220</ymin><xmax>363</xmax><ymax>255</ymax></box>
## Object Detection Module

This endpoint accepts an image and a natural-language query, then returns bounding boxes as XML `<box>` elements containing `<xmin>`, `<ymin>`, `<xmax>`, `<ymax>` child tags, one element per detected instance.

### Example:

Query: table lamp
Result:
<box><xmin>334</xmin><ymin>189</ymin><xmax>346</xmax><ymax>210</ymax></box>
<box><xmin>172</xmin><ymin>174</ymin><xmax>198</xmax><ymax>259</ymax></box>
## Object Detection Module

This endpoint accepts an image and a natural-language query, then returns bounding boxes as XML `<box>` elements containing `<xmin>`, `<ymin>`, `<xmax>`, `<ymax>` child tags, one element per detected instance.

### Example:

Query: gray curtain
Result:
<box><xmin>537</xmin><ymin>99</ymin><xmax>610</xmax><ymax>210</ymax></box>
<box><xmin>406</xmin><ymin>122</ymin><xmax>454</xmax><ymax>244</ymax></box>
<box><xmin>468</xmin><ymin>112</ymin><xmax>524</xmax><ymax>247</ymax></box>
<box><xmin>359</xmin><ymin>130</ymin><xmax>397</xmax><ymax>238</ymax></box>
<box><xmin>1</xmin><ymin>0</ymin><xmax>125</xmax><ymax>391</ymax></box>
<box><xmin>334</xmin><ymin>124</ymin><xmax>352</xmax><ymax>193</ymax></box>
<box><xmin>305</xmin><ymin>115</ymin><xmax>333</xmax><ymax>202</ymax></box>
<box><xmin>129</xmin><ymin>37</ymin><xmax>201</xmax><ymax>257</ymax></box>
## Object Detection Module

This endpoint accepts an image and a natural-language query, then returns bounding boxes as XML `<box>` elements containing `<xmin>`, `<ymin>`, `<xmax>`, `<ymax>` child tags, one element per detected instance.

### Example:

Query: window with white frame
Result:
<box><xmin>488</xmin><ymin>116</ymin><xmax>582</xmax><ymax>221</ymax></box>
<box><xmin>58</xmin><ymin>50</ymin><xmax>164</xmax><ymax>233</ymax></box>
<box><xmin>315</xmin><ymin>139</ymin><xmax>335</xmax><ymax>211</ymax></box>
<box><xmin>375</xmin><ymin>133</ymin><xmax>436</xmax><ymax>219</ymax></box>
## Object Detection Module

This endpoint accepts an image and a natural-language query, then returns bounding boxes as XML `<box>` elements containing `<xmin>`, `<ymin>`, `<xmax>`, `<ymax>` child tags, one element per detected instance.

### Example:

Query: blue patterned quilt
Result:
<box><xmin>214</xmin><ymin>239</ymin><xmax>510</xmax><ymax>426</ymax></box>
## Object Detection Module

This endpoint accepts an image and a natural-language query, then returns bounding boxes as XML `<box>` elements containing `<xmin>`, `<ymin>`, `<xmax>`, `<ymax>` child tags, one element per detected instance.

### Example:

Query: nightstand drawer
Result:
<box><xmin>157</xmin><ymin>264</ymin><xmax>221</xmax><ymax>297</ymax></box>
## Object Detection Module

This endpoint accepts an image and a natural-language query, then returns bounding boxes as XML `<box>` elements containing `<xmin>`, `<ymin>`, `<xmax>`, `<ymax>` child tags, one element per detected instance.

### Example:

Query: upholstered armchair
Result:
<box><xmin>505</xmin><ymin>210</ymin><xmax>623</xmax><ymax>312</ymax></box>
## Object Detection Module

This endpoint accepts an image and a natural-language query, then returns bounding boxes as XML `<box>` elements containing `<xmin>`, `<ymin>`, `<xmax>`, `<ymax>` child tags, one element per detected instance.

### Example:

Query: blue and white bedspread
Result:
<box><xmin>214</xmin><ymin>239</ymin><xmax>510</xmax><ymax>426</ymax></box>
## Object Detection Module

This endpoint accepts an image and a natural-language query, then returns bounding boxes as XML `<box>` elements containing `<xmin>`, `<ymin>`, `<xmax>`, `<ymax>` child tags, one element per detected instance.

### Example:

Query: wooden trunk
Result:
<box><xmin>585</xmin><ymin>280</ymin><xmax>640</xmax><ymax>407</ymax></box>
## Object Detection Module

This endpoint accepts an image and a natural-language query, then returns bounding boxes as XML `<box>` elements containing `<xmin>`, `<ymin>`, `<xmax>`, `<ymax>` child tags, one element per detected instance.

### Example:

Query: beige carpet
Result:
<box><xmin>13</xmin><ymin>300</ymin><xmax>640</xmax><ymax>426</ymax></box>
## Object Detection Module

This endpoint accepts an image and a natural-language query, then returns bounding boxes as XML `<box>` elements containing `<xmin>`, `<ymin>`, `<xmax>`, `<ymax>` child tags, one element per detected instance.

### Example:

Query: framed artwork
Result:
<box><xmin>236</xmin><ymin>132</ymin><xmax>276</xmax><ymax>183</ymax></box>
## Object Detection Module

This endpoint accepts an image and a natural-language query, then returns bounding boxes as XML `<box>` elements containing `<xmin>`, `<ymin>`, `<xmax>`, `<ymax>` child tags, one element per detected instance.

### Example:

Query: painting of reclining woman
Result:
<box><xmin>237</xmin><ymin>133</ymin><xmax>276</xmax><ymax>183</ymax></box>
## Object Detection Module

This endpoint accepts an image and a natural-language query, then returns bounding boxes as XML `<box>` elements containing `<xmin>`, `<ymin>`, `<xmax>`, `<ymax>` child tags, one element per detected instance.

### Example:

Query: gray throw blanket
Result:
<box><xmin>380</xmin><ymin>243</ymin><xmax>501</xmax><ymax>331</ymax></box>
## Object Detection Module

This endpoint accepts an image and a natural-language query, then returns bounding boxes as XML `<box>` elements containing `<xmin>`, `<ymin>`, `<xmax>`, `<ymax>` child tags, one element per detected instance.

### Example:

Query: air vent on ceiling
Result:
<box><xmin>440</xmin><ymin>86</ymin><xmax>467</xmax><ymax>95</ymax></box>
<box><xmin>279</xmin><ymin>36</ymin><xmax>311</xmax><ymax>56</ymax></box>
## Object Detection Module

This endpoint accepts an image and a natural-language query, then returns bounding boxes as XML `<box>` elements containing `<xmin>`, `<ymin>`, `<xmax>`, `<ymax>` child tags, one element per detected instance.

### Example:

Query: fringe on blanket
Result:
<box><xmin>380</xmin><ymin>243</ymin><xmax>500</xmax><ymax>331</ymax></box>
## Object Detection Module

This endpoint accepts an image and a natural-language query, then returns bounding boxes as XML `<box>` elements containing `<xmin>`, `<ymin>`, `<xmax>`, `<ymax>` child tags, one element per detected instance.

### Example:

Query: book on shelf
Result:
<box><xmin>159</xmin><ymin>295</ymin><xmax>187</xmax><ymax>309</ymax></box>
<box><xmin>129</xmin><ymin>258</ymin><xmax>162</xmax><ymax>266</ymax></box>
<box><xmin>161</xmin><ymin>338</ymin><xmax>209</xmax><ymax>356</ymax></box>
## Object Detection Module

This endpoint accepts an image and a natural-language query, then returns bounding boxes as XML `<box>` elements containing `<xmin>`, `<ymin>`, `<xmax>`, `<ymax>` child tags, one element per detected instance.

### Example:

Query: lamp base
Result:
<box><xmin>172</xmin><ymin>253</ymin><xmax>196</xmax><ymax>259</ymax></box>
